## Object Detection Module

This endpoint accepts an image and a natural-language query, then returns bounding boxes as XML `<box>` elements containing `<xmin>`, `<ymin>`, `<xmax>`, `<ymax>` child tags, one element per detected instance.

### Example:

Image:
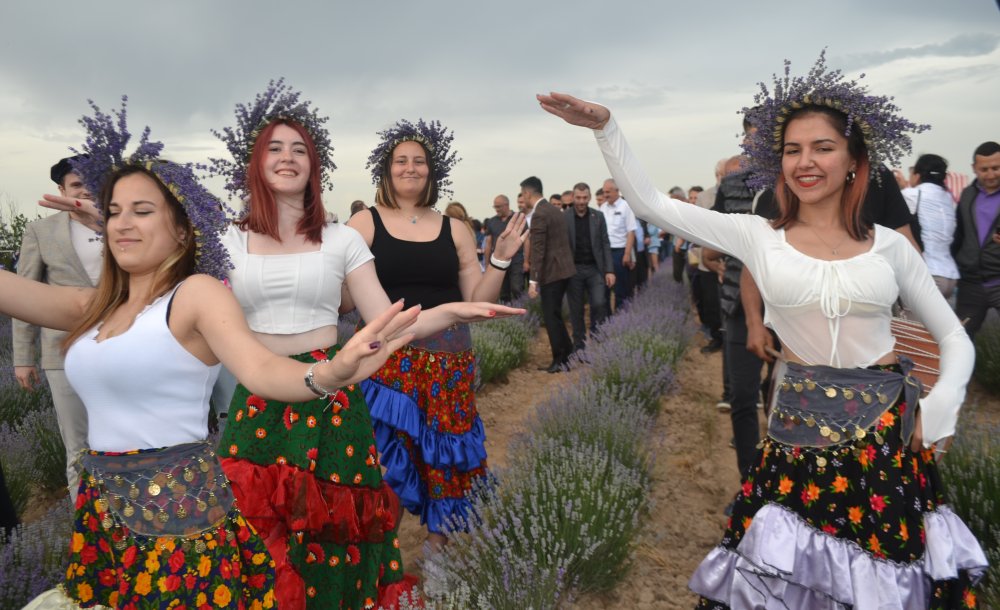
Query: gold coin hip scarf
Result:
<box><xmin>767</xmin><ymin>360</ymin><xmax>921</xmax><ymax>451</ymax></box>
<box><xmin>77</xmin><ymin>441</ymin><xmax>236</xmax><ymax>546</ymax></box>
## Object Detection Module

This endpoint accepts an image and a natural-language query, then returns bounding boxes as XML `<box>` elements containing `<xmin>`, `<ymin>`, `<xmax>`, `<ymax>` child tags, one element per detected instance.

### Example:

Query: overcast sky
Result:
<box><xmin>1</xmin><ymin>1</ymin><xmax>998</xmax><ymax>222</ymax></box>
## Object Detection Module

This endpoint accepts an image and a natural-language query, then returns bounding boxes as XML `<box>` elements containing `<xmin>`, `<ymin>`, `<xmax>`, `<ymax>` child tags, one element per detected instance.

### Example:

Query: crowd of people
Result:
<box><xmin>0</xmin><ymin>53</ymin><xmax>996</xmax><ymax>608</ymax></box>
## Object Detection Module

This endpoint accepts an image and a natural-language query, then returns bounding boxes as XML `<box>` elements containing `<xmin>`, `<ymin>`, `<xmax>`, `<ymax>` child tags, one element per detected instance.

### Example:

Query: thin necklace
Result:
<box><xmin>399</xmin><ymin>206</ymin><xmax>428</xmax><ymax>224</ymax></box>
<box><xmin>800</xmin><ymin>221</ymin><xmax>851</xmax><ymax>255</ymax></box>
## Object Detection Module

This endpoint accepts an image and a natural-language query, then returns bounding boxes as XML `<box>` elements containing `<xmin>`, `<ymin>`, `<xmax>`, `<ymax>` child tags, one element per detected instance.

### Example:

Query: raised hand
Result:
<box><xmin>39</xmin><ymin>194</ymin><xmax>103</xmax><ymax>232</ymax></box>
<box><xmin>326</xmin><ymin>300</ymin><xmax>419</xmax><ymax>386</ymax></box>
<box><xmin>537</xmin><ymin>92</ymin><xmax>610</xmax><ymax>130</ymax></box>
<box><xmin>493</xmin><ymin>212</ymin><xmax>527</xmax><ymax>261</ymax></box>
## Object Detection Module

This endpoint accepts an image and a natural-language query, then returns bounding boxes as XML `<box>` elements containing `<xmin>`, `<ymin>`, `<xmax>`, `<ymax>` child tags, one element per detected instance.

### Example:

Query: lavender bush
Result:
<box><xmin>0</xmin><ymin>497</ymin><xmax>72</xmax><ymax>609</ymax></box>
<box><xmin>0</xmin><ymin>420</ymin><xmax>39</xmax><ymax>515</ymax></box>
<box><xmin>973</xmin><ymin>317</ymin><xmax>1000</xmax><ymax>395</ymax></box>
<box><xmin>415</xmin><ymin>274</ymin><xmax>692</xmax><ymax>607</ymax></box>
<box><xmin>940</xmin><ymin>418</ymin><xmax>1000</xmax><ymax>607</ymax></box>
<box><xmin>529</xmin><ymin>380</ymin><xmax>654</xmax><ymax>476</ymax></box>
<box><xmin>472</xmin><ymin>304</ymin><xmax>540</xmax><ymax>385</ymax></box>
<box><xmin>425</xmin><ymin>436</ymin><xmax>647</xmax><ymax>605</ymax></box>
<box><xmin>582</xmin><ymin>337</ymin><xmax>677</xmax><ymax>415</ymax></box>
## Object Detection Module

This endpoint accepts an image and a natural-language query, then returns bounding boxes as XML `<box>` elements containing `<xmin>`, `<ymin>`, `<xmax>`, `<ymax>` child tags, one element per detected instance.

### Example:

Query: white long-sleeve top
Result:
<box><xmin>902</xmin><ymin>183</ymin><xmax>960</xmax><ymax>280</ymax></box>
<box><xmin>594</xmin><ymin>116</ymin><xmax>974</xmax><ymax>446</ymax></box>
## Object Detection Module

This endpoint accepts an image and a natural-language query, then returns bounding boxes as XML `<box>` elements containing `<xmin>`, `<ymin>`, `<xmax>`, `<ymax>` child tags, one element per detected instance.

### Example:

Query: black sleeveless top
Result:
<box><xmin>369</xmin><ymin>207</ymin><xmax>463</xmax><ymax>309</ymax></box>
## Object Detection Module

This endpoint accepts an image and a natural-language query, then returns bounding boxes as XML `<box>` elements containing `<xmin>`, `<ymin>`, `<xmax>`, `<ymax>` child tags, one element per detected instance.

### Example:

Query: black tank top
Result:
<box><xmin>369</xmin><ymin>207</ymin><xmax>463</xmax><ymax>309</ymax></box>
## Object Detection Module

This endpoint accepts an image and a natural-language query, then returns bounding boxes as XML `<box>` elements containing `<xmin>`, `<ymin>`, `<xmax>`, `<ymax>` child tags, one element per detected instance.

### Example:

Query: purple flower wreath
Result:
<box><xmin>366</xmin><ymin>119</ymin><xmax>460</xmax><ymax>198</ymax></box>
<box><xmin>208</xmin><ymin>78</ymin><xmax>335</xmax><ymax>203</ymax></box>
<box><xmin>70</xmin><ymin>96</ymin><xmax>233</xmax><ymax>280</ymax></box>
<box><xmin>741</xmin><ymin>50</ymin><xmax>929</xmax><ymax>191</ymax></box>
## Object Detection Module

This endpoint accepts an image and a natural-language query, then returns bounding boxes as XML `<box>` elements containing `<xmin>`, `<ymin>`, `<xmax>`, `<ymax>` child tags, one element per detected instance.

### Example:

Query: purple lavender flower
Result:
<box><xmin>741</xmin><ymin>49</ymin><xmax>930</xmax><ymax>190</ymax></box>
<box><xmin>366</xmin><ymin>119</ymin><xmax>461</xmax><ymax>198</ymax></box>
<box><xmin>208</xmin><ymin>78</ymin><xmax>335</xmax><ymax>202</ymax></box>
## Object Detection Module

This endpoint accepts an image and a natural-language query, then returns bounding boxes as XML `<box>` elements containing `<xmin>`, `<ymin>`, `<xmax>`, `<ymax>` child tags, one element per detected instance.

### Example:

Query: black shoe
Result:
<box><xmin>700</xmin><ymin>339</ymin><xmax>723</xmax><ymax>354</ymax></box>
<box><xmin>546</xmin><ymin>362</ymin><xmax>566</xmax><ymax>374</ymax></box>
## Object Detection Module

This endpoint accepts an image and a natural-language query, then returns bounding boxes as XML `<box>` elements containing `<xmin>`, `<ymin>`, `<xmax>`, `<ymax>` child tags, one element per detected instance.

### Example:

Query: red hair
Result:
<box><xmin>238</xmin><ymin>119</ymin><xmax>326</xmax><ymax>243</ymax></box>
<box><xmin>771</xmin><ymin>107</ymin><xmax>871</xmax><ymax>241</ymax></box>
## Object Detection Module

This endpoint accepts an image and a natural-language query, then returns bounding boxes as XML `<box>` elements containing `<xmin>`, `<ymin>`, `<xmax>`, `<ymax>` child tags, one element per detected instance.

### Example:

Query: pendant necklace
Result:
<box><xmin>404</xmin><ymin>207</ymin><xmax>428</xmax><ymax>224</ymax></box>
<box><xmin>801</xmin><ymin>222</ymin><xmax>850</xmax><ymax>256</ymax></box>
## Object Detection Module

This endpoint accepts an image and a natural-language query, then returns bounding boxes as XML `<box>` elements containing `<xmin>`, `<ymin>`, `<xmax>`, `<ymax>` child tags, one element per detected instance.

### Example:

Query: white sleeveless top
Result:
<box><xmin>65</xmin><ymin>285</ymin><xmax>221</xmax><ymax>452</ymax></box>
<box><xmin>221</xmin><ymin>223</ymin><xmax>374</xmax><ymax>334</ymax></box>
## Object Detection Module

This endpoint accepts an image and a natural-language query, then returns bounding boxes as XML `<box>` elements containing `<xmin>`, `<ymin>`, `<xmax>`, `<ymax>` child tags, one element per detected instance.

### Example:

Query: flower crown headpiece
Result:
<box><xmin>70</xmin><ymin>96</ymin><xmax>232</xmax><ymax>280</ymax></box>
<box><xmin>366</xmin><ymin>119</ymin><xmax>460</xmax><ymax>198</ymax></box>
<box><xmin>741</xmin><ymin>50</ymin><xmax>929</xmax><ymax>191</ymax></box>
<box><xmin>208</xmin><ymin>78</ymin><xmax>335</xmax><ymax>202</ymax></box>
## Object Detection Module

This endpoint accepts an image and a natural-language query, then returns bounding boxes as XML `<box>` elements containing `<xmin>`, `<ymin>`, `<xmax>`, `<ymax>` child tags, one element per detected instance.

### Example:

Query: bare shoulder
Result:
<box><xmin>173</xmin><ymin>274</ymin><xmax>233</xmax><ymax>309</ymax></box>
<box><xmin>345</xmin><ymin>207</ymin><xmax>375</xmax><ymax>243</ymax></box>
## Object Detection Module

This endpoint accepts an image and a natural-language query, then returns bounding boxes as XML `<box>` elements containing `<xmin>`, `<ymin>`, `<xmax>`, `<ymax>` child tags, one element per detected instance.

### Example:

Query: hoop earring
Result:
<box><xmin>846</xmin><ymin>171</ymin><xmax>856</xmax><ymax>184</ymax></box>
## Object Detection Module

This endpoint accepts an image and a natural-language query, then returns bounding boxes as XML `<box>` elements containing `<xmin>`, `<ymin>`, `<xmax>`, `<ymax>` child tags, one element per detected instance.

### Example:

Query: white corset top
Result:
<box><xmin>222</xmin><ymin>223</ymin><xmax>374</xmax><ymax>334</ymax></box>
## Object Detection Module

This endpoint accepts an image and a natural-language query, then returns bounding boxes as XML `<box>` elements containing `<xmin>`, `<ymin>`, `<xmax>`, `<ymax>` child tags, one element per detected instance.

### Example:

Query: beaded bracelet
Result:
<box><xmin>304</xmin><ymin>360</ymin><xmax>337</xmax><ymax>398</ymax></box>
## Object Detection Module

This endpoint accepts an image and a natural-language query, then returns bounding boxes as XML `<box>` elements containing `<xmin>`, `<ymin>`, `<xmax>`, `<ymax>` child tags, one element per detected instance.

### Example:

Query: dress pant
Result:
<box><xmin>500</xmin><ymin>265</ymin><xmax>525</xmax><ymax>302</ymax></box>
<box><xmin>608</xmin><ymin>247</ymin><xmax>632</xmax><ymax>311</ymax></box>
<box><xmin>46</xmin><ymin>369</ymin><xmax>89</xmax><ymax>501</ymax></box>
<box><xmin>955</xmin><ymin>279</ymin><xmax>1000</xmax><ymax>339</ymax></box>
<box><xmin>723</xmin><ymin>314</ymin><xmax>762</xmax><ymax>478</ymax></box>
<box><xmin>541</xmin><ymin>278</ymin><xmax>573</xmax><ymax>365</ymax></box>
<box><xmin>567</xmin><ymin>263</ymin><xmax>608</xmax><ymax>351</ymax></box>
<box><xmin>699</xmin><ymin>271</ymin><xmax>723</xmax><ymax>344</ymax></box>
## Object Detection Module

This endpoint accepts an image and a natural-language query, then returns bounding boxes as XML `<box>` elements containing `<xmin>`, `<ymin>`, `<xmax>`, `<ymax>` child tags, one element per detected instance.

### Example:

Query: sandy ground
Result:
<box><xmin>395</xmin><ymin>324</ymin><xmax>1000</xmax><ymax>609</ymax></box>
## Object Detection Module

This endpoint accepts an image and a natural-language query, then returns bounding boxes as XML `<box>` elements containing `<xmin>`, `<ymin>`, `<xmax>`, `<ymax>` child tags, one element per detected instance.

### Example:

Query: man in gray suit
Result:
<box><xmin>565</xmin><ymin>182</ymin><xmax>614</xmax><ymax>352</ymax></box>
<box><xmin>13</xmin><ymin>157</ymin><xmax>101</xmax><ymax>500</ymax></box>
<box><xmin>523</xmin><ymin>176</ymin><xmax>576</xmax><ymax>373</ymax></box>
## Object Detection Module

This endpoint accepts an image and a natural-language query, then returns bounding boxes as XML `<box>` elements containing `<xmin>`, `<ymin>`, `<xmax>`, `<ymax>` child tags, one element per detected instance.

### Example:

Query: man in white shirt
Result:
<box><xmin>12</xmin><ymin>157</ymin><xmax>101</xmax><ymax>500</ymax></box>
<box><xmin>600</xmin><ymin>178</ymin><xmax>637</xmax><ymax>310</ymax></box>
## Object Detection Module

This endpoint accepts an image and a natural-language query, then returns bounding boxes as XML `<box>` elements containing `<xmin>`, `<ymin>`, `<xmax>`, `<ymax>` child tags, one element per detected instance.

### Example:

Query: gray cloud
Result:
<box><xmin>836</xmin><ymin>33</ymin><xmax>1000</xmax><ymax>71</ymax></box>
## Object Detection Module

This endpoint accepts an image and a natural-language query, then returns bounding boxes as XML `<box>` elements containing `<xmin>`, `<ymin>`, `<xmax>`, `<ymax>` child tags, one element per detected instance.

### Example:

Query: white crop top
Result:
<box><xmin>222</xmin><ymin>223</ymin><xmax>374</xmax><ymax>334</ymax></box>
<box><xmin>65</xmin><ymin>285</ymin><xmax>221</xmax><ymax>452</ymax></box>
<box><xmin>594</xmin><ymin>115</ymin><xmax>974</xmax><ymax>445</ymax></box>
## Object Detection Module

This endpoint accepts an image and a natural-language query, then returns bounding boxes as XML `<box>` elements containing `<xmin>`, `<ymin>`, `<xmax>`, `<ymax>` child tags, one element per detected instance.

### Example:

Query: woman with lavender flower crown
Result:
<box><xmin>539</xmin><ymin>53</ymin><xmax>987</xmax><ymax>609</ymax></box>
<box><xmin>16</xmin><ymin>98</ymin><xmax>422</xmax><ymax>610</ymax></box>
<box><xmin>347</xmin><ymin>119</ymin><xmax>526</xmax><ymax>552</ymax></box>
<box><xmin>205</xmin><ymin>82</ymin><xmax>524</xmax><ymax>610</ymax></box>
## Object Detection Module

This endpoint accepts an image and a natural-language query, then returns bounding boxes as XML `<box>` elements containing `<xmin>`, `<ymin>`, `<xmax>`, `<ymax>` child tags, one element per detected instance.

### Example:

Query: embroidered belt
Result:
<box><xmin>767</xmin><ymin>359</ymin><xmax>920</xmax><ymax>450</ymax></box>
<box><xmin>78</xmin><ymin>441</ymin><xmax>235</xmax><ymax>547</ymax></box>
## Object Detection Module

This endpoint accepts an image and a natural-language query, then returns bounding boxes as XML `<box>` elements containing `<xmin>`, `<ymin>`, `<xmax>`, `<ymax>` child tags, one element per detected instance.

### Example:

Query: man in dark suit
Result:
<box><xmin>523</xmin><ymin>176</ymin><xmax>576</xmax><ymax>373</ymax></box>
<box><xmin>565</xmin><ymin>182</ymin><xmax>614</xmax><ymax>351</ymax></box>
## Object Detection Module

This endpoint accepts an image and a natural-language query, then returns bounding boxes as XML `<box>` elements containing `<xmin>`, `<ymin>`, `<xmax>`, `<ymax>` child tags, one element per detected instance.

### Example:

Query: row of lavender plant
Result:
<box><xmin>940</xmin><ymin>414</ymin><xmax>1000</xmax><ymax>607</ymax></box>
<box><xmin>0</xmin><ymin>315</ymin><xmax>74</xmax><ymax>608</ymax></box>
<box><xmin>397</xmin><ymin>274</ymin><xmax>693</xmax><ymax>609</ymax></box>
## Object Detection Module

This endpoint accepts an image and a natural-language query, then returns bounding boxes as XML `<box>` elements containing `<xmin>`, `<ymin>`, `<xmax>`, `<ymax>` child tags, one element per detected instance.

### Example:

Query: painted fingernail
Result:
<box><xmin>488</xmin><ymin>311</ymin><xmax>496</xmax><ymax>317</ymax></box>
<box><xmin>75</xmin><ymin>200</ymin><xmax>82</xmax><ymax>208</ymax></box>
<box><xmin>369</xmin><ymin>341</ymin><xmax>381</xmax><ymax>350</ymax></box>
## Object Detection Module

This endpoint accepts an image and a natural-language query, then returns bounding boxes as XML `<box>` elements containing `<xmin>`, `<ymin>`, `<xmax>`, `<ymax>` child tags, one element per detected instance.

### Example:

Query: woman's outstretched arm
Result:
<box><xmin>538</xmin><ymin>92</ymin><xmax>754</xmax><ymax>261</ymax></box>
<box><xmin>0</xmin><ymin>270</ymin><xmax>92</xmax><ymax>331</ymax></box>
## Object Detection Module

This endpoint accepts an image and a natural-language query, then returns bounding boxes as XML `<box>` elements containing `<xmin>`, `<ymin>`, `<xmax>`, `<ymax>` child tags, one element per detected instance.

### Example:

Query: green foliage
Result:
<box><xmin>973</xmin><ymin>318</ymin><xmax>1000</xmax><ymax>394</ymax></box>
<box><xmin>472</xmin><ymin>312</ymin><xmax>540</xmax><ymax>385</ymax></box>
<box><xmin>940</xmin><ymin>420</ymin><xmax>1000</xmax><ymax>607</ymax></box>
<box><xmin>0</xmin><ymin>198</ymin><xmax>37</xmax><ymax>269</ymax></box>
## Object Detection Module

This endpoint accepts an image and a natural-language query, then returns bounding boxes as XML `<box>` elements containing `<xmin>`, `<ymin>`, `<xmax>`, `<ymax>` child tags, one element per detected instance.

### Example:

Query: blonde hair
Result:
<box><xmin>444</xmin><ymin>201</ymin><xmax>475</xmax><ymax>237</ymax></box>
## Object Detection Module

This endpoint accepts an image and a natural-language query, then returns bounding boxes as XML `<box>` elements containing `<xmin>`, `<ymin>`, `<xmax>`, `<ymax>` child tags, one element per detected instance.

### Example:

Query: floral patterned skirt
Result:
<box><xmin>361</xmin><ymin>326</ymin><xmax>489</xmax><ymax>535</ymax></box>
<box><xmin>58</xmin><ymin>450</ymin><xmax>275</xmax><ymax>610</ymax></box>
<box><xmin>219</xmin><ymin>346</ymin><xmax>414</xmax><ymax>610</ymax></box>
<box><xmin>691</xmin><ymin>364</ymin><xmax>986</xmax><ymax>610</ymax></box>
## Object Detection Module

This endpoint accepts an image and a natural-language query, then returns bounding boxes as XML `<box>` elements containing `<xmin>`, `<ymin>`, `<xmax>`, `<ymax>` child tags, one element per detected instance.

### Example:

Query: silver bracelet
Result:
<box><xmin>489</xmin><ymin>253</ymin><xmax>512</xmax><ymax>270</ymax></box>
<box><xmin>304</xmin><ymin>360</ymin><xmax>336</xmax><ymax>398</ymax></box>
